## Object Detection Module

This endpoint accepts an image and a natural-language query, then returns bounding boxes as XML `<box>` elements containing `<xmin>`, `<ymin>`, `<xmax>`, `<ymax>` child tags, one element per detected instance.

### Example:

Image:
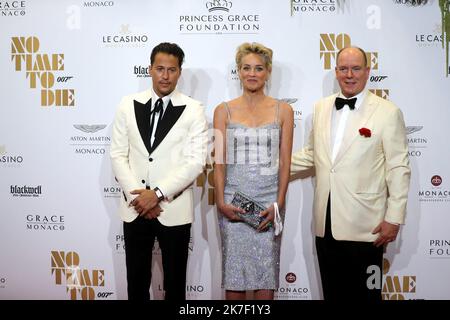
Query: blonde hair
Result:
<box><xmin>235</xmin><ymin>42</ymin><xmax>273</xmax><ymax>71</ymax></box>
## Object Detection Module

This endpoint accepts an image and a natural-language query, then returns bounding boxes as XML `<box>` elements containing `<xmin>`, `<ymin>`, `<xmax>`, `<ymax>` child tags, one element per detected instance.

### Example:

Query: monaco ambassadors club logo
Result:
<box><xmin>275</xmin><ymin>272</ymin><xmax>309</xmax><ymax>299</ymax></box>
<box><xmin>419</xmin><ymin>175</ymin><xmax>450</xmax><ymax>202</ymax></box>
<box><xmin>431</xmin><ymin>175</ymin><xmax>442</xmax><ymax>187</ymax></box>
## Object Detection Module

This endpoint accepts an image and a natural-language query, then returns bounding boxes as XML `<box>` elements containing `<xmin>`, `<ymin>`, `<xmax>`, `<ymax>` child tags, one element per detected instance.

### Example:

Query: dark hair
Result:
<box><xmin>150</xmin><ymin>42</ymin><xmax>185</xmax><ymax>68</ymax></box>
<box><xmin>336</xmin><ymin>46</ymin><xmax>368</xmax><ymax>67</ymax></box>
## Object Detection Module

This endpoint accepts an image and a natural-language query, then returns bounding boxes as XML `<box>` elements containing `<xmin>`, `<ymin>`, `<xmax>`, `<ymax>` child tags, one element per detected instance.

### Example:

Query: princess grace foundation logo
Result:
<box><xmin>178</xmin><ymin>0</ymin><xmax>261</xmax><ymax>35</ymax></box>
<box><xmin>428</xmin><ymin>239</ymin><xmax>450</xmax><ymax>259</ymax></box>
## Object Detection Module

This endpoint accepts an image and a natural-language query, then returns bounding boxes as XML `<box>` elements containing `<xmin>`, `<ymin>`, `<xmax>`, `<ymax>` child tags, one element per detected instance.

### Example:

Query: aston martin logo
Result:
<box><xmin>73</xmin><ymin>125</ymin><xmax>107</xmax><ymax>133</ymax></box>
<box><xmin>406</xmin><ymin>126</ymin><xmax>423</xmax><ymax>135</ymax></box>
<box><xmin>279</xmin><ymin>98</ymin><xmax>298</xmax><ymax>104</ymax></box>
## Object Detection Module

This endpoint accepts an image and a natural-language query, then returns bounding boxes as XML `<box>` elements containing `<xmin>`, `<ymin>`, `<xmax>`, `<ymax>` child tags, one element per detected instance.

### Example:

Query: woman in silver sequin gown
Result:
<box><xmin>213</xmin><ymin>42</ymin><xmax>294</xmax><ymax>300</ymax></box>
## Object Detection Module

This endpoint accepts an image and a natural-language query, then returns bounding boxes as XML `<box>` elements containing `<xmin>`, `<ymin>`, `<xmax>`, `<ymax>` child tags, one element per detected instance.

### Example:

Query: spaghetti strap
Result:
<box><xmin>275</xmin><ymin>100</ymin><xmax>280</xmax><ymax>124</ymax></box>
<box><xmin>223</xmin><ymin>102</ymin><xmax>231</xmax><ymax>122</ymax></box>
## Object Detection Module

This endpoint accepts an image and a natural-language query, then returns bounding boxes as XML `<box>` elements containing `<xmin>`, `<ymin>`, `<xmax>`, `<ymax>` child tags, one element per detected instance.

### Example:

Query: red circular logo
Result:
<box><xmin>285</xmin><ymin>272</ymin><xmax>297</xmax><ymax>283</ymax></box>
<box><xmin>431</xmin><ymin>175</ymin><xmax>442</xmax><ymax>187</ymax></box>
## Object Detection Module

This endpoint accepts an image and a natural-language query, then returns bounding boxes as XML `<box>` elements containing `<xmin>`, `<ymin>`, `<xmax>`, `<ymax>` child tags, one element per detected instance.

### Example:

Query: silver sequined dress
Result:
<box><xmin>219</xmin><ymin>102</ymin><xmax>282</xmax><ymax>291</ymax></box>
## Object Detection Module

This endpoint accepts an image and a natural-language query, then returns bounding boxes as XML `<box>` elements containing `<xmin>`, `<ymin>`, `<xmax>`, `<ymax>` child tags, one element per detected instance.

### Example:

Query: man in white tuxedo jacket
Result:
<box><xmin>291</xmin><ymin>47</ymin><xmax>410</xmax><ymax>300</ymax></box>
<box><xmin>110</xmin><ymin>43</ymin><xmax>208</xmax><ymax>300</ymax></box>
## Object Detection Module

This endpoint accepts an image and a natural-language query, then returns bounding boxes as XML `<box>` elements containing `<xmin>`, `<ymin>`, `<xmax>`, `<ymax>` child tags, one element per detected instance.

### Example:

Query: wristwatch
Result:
<box><xmin>153</xmin><ymin>187</ymin><xmax>164</xmax><ymax>201</ymax></box>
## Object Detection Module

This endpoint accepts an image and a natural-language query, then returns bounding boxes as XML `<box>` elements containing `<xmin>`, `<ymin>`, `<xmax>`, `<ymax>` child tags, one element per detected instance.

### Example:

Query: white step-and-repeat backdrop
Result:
<box><xmin>1</xmin><ymin>0</ymin><xmax>449</xmax><ymax>300</ymax></box>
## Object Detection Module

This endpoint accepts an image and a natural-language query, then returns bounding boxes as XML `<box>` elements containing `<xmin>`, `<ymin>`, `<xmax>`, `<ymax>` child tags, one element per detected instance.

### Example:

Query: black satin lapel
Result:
<box><xmin>150</xmin><ymin>101</ymin><xmax>186</xmax><ymax>153</ymax></box>
<box><xmin>134</xmin><ymin>98</ymin><xmax>152</xmax><ymax>154</ymax></box>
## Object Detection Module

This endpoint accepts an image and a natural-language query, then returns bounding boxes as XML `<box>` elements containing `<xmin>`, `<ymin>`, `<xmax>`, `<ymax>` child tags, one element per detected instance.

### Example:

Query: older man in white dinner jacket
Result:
<box><xmin>291</xmin><ymin>46</ymin><xmax>410</xmax><ymax>301</ymax></box>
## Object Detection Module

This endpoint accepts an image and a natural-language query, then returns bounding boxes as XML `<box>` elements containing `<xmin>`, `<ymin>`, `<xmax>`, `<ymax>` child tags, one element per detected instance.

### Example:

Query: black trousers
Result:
<box><xmin>123</xmin><ymin>216</ymin><xmax>191</xmax><ymax>300</ymax></box>
<box><xmin>315</xmin><ymin>195</ymin><xmax>383</xmax><ymax>301</ymax></box>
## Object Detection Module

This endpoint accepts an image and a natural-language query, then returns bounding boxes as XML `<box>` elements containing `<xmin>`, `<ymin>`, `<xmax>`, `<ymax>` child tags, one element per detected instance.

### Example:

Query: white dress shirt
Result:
<box><xmin>330</xmin><ymin>90</ymin><xmax>368</xmax><ymax>163</ymax></box>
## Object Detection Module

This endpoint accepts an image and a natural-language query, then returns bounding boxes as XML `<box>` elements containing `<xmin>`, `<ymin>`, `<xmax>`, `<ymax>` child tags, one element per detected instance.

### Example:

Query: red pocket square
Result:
<box><xmin>359</xmin><ymin>128</ymin><xmax>371</xmax><ymax>137</ymax></box>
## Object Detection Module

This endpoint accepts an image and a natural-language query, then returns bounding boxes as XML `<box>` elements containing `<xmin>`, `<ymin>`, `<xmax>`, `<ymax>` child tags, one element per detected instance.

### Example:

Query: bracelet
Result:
<box><xmin>273</xmin><ymin>202</ymin><xmax>283</xmax><ymax>236</ymax></box>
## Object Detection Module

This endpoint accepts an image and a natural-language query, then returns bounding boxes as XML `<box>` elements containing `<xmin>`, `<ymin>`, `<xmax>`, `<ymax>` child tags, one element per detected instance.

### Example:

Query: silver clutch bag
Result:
<box><xmin>231</xmin><ymin>191</ymin><xmax>267</xmax><ymax>229</ymax></box>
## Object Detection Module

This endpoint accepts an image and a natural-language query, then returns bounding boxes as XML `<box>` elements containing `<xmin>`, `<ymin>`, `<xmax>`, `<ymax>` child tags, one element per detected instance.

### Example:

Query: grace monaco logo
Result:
<box><xmin>0</xmin><ymin>1</ymin><xmax>26</xmax><ymax>17</ymax></box>
<box><xmin>291</xmin><ymin>0</ymin><xmax>336</xmax><ymax>16</ymax></box>
<box><xmin>26</xmin><ymin>214</ymin><xmax>65</xmax><ymax>231</ymax></box>
<box><xmin>84</xmin><ymin>1</ymin><xmax>114</xmax><ymax>7</ymax></box>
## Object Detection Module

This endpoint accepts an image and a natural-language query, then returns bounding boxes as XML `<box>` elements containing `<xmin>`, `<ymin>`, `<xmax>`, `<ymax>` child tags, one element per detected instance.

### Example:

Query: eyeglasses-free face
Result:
<box><xmin>239</xmin><ymin>53</ymin><xmax>270</xmax><ymax>93</ymax></box>
<box><xmin>150</xmin><ymin>52</ymin><xmax>182</xmax><ymax>97</ymax></box>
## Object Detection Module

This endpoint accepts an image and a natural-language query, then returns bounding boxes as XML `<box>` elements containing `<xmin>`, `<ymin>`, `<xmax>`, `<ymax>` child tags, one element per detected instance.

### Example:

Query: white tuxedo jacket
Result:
<box><xmin>110</xmin><ymin>89</ymin><xmax>208</xmax><ymax>226</ymax></box>
<box><xmin>291</xmin><ymin>91</ymin><xmax>411</xmax><ymax>241</ymax></box>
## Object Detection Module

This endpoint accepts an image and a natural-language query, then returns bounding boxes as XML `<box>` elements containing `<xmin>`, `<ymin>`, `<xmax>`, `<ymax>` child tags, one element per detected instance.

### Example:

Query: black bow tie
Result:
<box><xmin>335</xmin><ymin>97</ymin><xmax>357</xmax><ymax>110</ymax></box>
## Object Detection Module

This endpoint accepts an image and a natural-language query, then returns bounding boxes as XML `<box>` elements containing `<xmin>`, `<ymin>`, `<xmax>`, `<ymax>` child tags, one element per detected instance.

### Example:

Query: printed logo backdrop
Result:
<box><xmin>1</xmin><ymin>0</ymin><xmax>449</xmax><ymax>300</ymax></box>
